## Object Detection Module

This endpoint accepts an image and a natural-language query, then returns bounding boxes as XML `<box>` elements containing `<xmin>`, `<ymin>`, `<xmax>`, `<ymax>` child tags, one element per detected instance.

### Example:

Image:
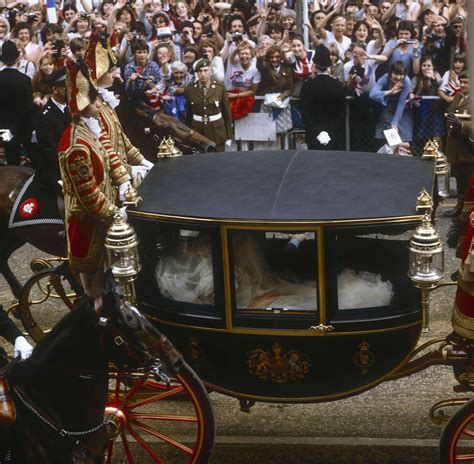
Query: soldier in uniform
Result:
<box><xmin>84</xmin><ymin>33</ymin><xmax>153</xmax><ymax>187</ymax></box>
<box><xmin>445</xmin><ymin>70</ymin><xmax>473</xmax><ymax>217</ymax></box>
<box><xmin>184</xmin><ymin>58</ymin><xmax>233</xmax><ymax>152</ymax></box>
<box><xmin>58</xmin><ymin>59</ymin><xmax>132</xmax><ymax>297</ymax></box>
<box><xmin>35</xmin><ymin>67</ymin><xmax>71</xmax><ymax>195</ymax></box>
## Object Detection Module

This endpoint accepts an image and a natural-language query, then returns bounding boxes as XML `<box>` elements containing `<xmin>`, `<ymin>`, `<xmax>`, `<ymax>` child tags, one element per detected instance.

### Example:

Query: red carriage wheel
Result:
<box><xmin>105</xmin><ymin>362</ymin><xmax>215</xmax><ymax>463</ymax></box>
<box><xmin>440</xmin><ymin>398</ymin><xmax>474</xmax><ymax>463</ymax></box>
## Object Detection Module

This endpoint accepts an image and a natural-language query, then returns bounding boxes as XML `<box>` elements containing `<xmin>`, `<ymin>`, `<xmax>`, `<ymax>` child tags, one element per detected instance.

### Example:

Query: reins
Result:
<box><xmin>12</xmin><ymin>386</ymin><xmax>109</xmax><ymax>444</ymax></box>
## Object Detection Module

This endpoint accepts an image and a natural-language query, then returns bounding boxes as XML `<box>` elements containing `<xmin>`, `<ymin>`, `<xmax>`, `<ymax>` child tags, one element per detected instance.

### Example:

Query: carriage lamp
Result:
<box><xmin>421</xmin><ymin>139</ymin><xmax>438</xmax><ymax>161</ymax></box>
<box><xmin>416</xmin><ymin>189</ymin><xmax>434</xmax><ymax>215</ymax></box>
<box><xmin>105</xmin><ymin>212</ymin><xmax>141</xmax><ymax>304</ymax></box>
<box><xmin>408</xmin><ymin>213</ymin><xmax>445</xmax><ymax>332</ymax></box>
<box><xmin>435</xmin><ymin>151</ymin><xmax>450</xmax><ymax>200</ymax></box>
<box><xmin>157</xmin><ymin>136</ymin><xmax>183</xmax><ymax>159</ymax></box>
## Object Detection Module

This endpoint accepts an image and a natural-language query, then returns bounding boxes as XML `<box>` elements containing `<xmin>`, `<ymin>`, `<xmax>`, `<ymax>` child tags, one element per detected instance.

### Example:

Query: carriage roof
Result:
<box><xmin>130</xmin><ymin>150</ymin><xmax>434</xmax><ymax>224</ymax></box>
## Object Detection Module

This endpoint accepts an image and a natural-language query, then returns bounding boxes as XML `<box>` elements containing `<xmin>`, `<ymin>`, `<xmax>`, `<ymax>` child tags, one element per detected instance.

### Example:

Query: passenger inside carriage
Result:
<box><xmin>154</xmin><ymin>228</ymin><xmax>393</xmax><ymax>311</ymax></box>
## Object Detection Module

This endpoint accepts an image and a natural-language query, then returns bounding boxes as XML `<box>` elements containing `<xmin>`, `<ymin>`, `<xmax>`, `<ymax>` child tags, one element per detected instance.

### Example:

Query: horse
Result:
<box><xmin>0</xmin><ymin>111</ymin><xmax>215</xmax><ymax>299</ymax></box>
<box><xmin>3</xmin><ymin>273</ymin><xmax>213</xmax><ymax>462</ymax></box>
<box><xmin>125</xmin><ymin>100</ymin><xmax>216</xmax><ymax>156</ymax></box>
<box><xmin>0</xmin><ymin>166</ymin><xmax>65</xmax><ymax>299</ymax></box>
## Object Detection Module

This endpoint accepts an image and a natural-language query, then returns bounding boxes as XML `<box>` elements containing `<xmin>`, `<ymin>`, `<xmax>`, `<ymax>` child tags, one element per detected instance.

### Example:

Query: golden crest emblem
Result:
<box><xmin>186</xmin><ymin>336</ymin><xmax>204</xmax><ymax>363</ymax></box>
<box><xmin>246</xmin><ymin>342</ymin><xmax>310</xmax><ymax>383</ymax></box>
<box><xmin>354</xmin><ymin>340</ymin><xmax>375</xmax><ymax>373</ymax></box>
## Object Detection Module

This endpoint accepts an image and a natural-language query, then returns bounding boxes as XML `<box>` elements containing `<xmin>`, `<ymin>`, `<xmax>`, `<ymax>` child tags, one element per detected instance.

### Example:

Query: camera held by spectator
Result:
<box><xmin>26</xmin><ymin>13</ymin><xmax>37</xmax><ymax>25</ymax></box>
<box><xmin>232</xmin><ymin>32</ymin><xmax>243</xmax><ymax>43</ymax></box>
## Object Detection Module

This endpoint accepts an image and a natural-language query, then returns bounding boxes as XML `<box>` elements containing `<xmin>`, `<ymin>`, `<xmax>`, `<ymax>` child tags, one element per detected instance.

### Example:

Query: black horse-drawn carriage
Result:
<box><xmin>11</xmin><ymin>149</ymin><xmax>474</xmax><ymax>463</ymax></box>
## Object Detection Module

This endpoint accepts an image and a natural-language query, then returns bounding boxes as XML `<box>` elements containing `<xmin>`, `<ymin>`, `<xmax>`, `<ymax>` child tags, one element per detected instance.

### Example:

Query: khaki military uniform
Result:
<box><xmin>58</xmin><ymin>120</ymin><xmax>130</xmax><ymax>273</ymax></box>
<box><xmin>445</xmin><ymin>91</ymin><xmax>473</xmax><ymax>206</ymax></box>
<box><xmin>98</xmin><ymin>96</ymin><xmax>144</xmax><ymax>174</ymax></box>
<box><xmin>184</xmin><ymin>80</ymin><xmax>233</xmax><ymax>152</ymax></box>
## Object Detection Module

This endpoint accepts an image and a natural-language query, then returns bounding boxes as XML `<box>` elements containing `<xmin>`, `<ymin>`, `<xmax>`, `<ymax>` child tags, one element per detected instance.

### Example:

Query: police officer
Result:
<box><xmin>35</xmin><ymin>67</ymin><xmax>71</xmax><ymax>194</ymax></box>
<box><xmin>184</xmin><ymin>58</ymin><xmax>233</xmax><ymax>152</ymax></box>
<box><xmin>300</xmin><ymin>44</ymin><xmax>346</xmax><ymax>150</ymax></box>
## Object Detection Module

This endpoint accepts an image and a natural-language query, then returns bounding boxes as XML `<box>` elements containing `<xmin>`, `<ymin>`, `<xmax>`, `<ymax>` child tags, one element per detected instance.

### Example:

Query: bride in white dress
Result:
<box><xmin>155</xmin><ymin>230</ymin><xmax>393</xmax><ymax>310</ymax></box>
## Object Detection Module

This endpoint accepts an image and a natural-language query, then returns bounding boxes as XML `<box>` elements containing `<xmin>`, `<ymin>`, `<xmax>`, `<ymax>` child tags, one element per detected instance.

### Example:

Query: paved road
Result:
<box><xmin>0</xmin><ymin>199</ymin><xmax>467</xmax><ymax>463</ymax></box>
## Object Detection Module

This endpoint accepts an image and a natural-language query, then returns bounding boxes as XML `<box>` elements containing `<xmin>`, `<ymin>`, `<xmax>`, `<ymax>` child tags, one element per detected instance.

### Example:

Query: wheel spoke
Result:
<box><xmin>126</xmin><ymin>423</ymin><xmax>165</xmax><ymax>463</ymax></box>
<box><xmin>131</xmin><ymin>418</ymin><xmax>193</xmax><ymax>455</ymax></box>
<box><xmin>113</xmin><ymin>373</ymin><xmax>122</xmax><ymax>400</ymax></box>
<box><xmin>128</xmin><ymin>386</ymin><xmax>185</xmax><ymax>410</ymax></box>
<box><xmin>120</xmin><ymin>428</ymin><xmax>135</xmax><ymax>463</ymax></box>
<box><xmin>129</xmin><ymin>412</ymin><xmax>198</xmax><ymax>423</ymax></box>
<box><xmin>456</xmin><ymin>455</ymin><xmax>474</xmax><ymax>461</ymax></box>
<box><xmin>124</xmin><ymin>376</ymin><xmax>148</xmax><ymax>404</ymax></box>
<box><xmin>105</xmin><ymin>440</ymin><xmax>114</xmax><ymax>464</ymax></box>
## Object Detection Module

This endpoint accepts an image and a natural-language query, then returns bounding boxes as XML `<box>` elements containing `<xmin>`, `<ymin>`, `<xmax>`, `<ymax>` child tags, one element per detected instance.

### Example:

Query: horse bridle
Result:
<box><xmin>12</xmin><ymin>385</ymin><xmax>109</xmax><ymax>458</ymax></box>
<box><xmin>98</xmin><ymin>315</ymin><xmax>156</xmax><ymax>368</ymax></box>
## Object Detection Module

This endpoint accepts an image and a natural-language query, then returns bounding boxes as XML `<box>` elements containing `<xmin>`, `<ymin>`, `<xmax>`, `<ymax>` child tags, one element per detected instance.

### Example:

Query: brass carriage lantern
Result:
<box><xmin>416</xmin><ymin>189</ymin><xmax>434</xmax><ymax>215</ymax></box>
<box><xmin>157</xmin><ymin>136</ymin><xmax>183</xmax><ymax>159</ymax></box>
<box><xmin>105</xmin><ymin>212</ymin><xmax>141</xmax><ymax>304</ymax></box>
<box><xmin>435</xmin><ymin>151</ymin><xmax>450</xmax><ymax>200</ymax></box>
<box><xmin>421</xmin><ymin>139</ymin><xmax>438</xmax><ymax>161</ymax></box>
<box><xmin>408</xmin><ymin>213</ymin><xmax>444</xmax><ymax>333</ymax></box>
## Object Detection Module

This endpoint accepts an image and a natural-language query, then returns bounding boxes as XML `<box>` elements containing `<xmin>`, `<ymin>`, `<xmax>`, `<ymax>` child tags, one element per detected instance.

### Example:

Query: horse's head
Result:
<box><xmin>94</xmin><ymin>272</ymin><xmax>171</xmax><ymax>370</ymax></box>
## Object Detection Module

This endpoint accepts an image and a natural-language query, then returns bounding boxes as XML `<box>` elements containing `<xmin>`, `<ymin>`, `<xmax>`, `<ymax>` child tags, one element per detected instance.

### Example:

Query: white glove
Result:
<box><xmin>118</xmin><ymin>181</ymin><xmax>132</xmax><ymax>202</ymax></box>
<box><xmin>225</xmin><ymin>140</ymin><xmax>232</xmax><ymax>147</ymax></box>
<box><xmin>139</xmin><ymin>159</ymin><xmax>154</xmax><ymax>170</ymax></box>
<box><xmin>119</xmin><ymin>206</ymin><xmax>128</xmax><ymax>221</ymax></box>
<box><xmin>316</xmin><ymin>131</ymin><xmax>331</xmax><ymax>146</ymax></box>
<box><xmin>0</xmin><ymin>129</ymin><xmax>13</xmax><ymax>142</ymax></box>
<box><xmin>131</xmin><ymin>165</ymin><xmax>149</xmax><ymax>178</ymax></box>
<box><xmin>14</xmin><ymin>336</ymin><xmax>33</xmax><ymax>361</ymax></box>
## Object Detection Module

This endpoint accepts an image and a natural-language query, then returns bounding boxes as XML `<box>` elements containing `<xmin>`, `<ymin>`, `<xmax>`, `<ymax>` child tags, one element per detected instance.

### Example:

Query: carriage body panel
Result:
<box><xmin>129</xmin><ymin>150</ymin><xmax>434</xmax><ymax>402</ymax></box>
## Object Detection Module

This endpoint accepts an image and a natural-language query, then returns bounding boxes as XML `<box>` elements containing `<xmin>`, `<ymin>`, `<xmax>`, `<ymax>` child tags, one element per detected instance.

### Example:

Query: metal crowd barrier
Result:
<box><xmin>235</xmin><ymin>95</ymin><xmax>444</xmax><ymax>153</ymax></box>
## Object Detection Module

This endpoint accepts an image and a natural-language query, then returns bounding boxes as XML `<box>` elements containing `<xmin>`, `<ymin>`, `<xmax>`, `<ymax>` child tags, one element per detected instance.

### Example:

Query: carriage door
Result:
<box><xmin>226</xmin><ymin>227</ymin><xmax>322</xmax><ymax>331</ymax></box>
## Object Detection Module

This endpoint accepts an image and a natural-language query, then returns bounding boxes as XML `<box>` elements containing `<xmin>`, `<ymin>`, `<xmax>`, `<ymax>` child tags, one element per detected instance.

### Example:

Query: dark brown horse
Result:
<box><xmin>4</xmin><ymin>273</ymin><xmax>214</xmax><ymax>463</ymax></box>
<box><xmin>0</xmin><ymin>166</ymin><xmax>65</xmax><ymax>299</ymax></box>
<box><xmin>0</xmin><ymin>112</ymin><xmax>215</xmax><ymax>299</ymax></box>
<box><xmin>126</xmin><ymin>102</ymin><xmax>216</xmax><ymax>156</ymax></box>
<box><xmin>146</xmin><ymin>110</ymin><xmax>216</xmax><ymax>154</ymax></box>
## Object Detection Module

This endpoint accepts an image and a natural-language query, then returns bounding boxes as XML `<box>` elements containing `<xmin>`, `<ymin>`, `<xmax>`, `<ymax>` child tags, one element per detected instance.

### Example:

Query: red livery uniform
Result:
<box><xmin>58</xmin><ymin>120</ymin><xmax>130</xmax><ymax>273</ymax></box>
<box><xmin>452</xmin><ymin>174</ymin><xmax>474</xmax><ymax>339</ymax></box>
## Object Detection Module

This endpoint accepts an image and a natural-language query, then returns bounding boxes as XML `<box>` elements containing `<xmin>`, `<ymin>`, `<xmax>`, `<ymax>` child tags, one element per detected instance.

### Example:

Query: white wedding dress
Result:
<box><xmin>155</xmin><ymin>236</ymin><xmax>393</xmax><ymax>310</ymax></box>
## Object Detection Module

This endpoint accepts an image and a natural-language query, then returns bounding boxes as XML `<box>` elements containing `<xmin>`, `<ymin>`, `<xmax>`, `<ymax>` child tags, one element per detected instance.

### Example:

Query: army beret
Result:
<box><xmin>194</xmin><ymin>58</ymin><xmax>211</xmax><ymax>72</ymax></box>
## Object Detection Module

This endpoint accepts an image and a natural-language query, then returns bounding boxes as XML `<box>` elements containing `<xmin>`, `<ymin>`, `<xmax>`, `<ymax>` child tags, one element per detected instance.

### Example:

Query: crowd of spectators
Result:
<box><xmin>0</xmin><ymin>0</ymin><xmax>469</xmax><ymax>162</ymax></box>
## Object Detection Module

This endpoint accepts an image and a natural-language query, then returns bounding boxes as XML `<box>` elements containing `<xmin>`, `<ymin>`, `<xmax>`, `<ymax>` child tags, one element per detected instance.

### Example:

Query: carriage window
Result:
<box><xmin>229</xmin><ymin>230</ymin><xmax>318</xmax><ymax>311</ymax></box>
<box><xmin>154</xmin><ymin>227</ymin><xmax>216</xmax><ymax>305</ymax></box>
<box><xmin>327</xmin><ymin>227</ymin><xmax>415</xmax><ymax>314</ymax></box>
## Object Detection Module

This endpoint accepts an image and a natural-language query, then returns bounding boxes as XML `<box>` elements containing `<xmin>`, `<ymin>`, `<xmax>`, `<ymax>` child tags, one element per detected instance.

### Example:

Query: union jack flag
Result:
<box><xmin>446</xmin><ymin>81</ymin><xmax>461</xmax><ymax>97</ymax></box>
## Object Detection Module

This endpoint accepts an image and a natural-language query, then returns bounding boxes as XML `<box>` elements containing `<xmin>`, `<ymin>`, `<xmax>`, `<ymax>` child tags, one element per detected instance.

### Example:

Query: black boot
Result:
<box><xmin>444</xmin><ymin>205</ymin><xmax>462</xmax><ymax>217</ymax></box>
<box><xmin>447</xmin><ymin>221</ymin><xmax>460</xmax><ymax>248</ymax></box>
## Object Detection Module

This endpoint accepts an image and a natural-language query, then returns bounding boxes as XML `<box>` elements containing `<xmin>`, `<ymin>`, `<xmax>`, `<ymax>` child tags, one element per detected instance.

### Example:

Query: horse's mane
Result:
<box><xmin>11</xmin><ymin>298</ymin><xmax>99</xmax><ymax>383</ymax></box>
<box><xmin>34</xmin><ymin>298</ymin><xmax>98</xmax><ymax>357</ymax></box>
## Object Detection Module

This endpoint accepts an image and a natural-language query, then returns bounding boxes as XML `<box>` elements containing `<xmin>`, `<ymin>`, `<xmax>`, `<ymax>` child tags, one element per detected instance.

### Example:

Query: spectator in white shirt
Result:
<box><xmin>315</xmin><ymin>6</ymin><xmax>351</xmax><ymax>61</ymax></box>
